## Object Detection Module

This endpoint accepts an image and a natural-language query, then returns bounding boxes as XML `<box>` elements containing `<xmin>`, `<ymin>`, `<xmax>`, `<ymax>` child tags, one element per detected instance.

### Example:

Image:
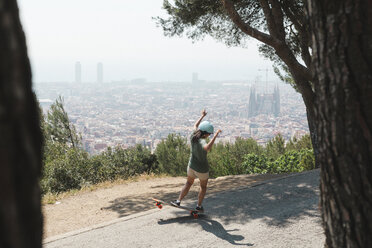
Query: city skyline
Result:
<box><xmin>18</xmin><ymin>0</ymin><xmax>276</xmax><ymax>83</ymax></box>
<box><xmin>34</xmin><ymin>80</ymin><xmax>308</xmax><ymax>154</ymax></box>
<box><xmin>42</xmin><ymin>61</ymin><xmax>279</xmax><ymax>84</ymax></box>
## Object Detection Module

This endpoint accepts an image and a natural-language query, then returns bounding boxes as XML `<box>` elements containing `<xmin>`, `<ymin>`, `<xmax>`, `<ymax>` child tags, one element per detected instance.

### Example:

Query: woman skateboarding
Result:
<box><xmin>171</xmin><ymin>109</ymin><xmax>222</xmax><ymax>212</ymax></box>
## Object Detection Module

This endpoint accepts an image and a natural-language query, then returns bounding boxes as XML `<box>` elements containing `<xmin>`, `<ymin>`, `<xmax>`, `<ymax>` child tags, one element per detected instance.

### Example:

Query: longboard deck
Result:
<box><xmin>151</xmin><ymin>198</ymin><xmax>201</xmax><ymax>218</ymax></box>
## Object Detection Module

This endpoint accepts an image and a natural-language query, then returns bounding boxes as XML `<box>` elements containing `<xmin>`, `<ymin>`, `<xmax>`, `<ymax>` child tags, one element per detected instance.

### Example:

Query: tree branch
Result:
<box><xmin>221</xmin><ymin>0</ymin><xmax>278</xmax><ymax>47</ymax></box>
<box><xmin>276</xmin><ymin>43</ymin><xmax>313</xmax><ymax>81</ymax></box>
<box><xmin>258</xmin><ymin>0</ymin><xmax>277</xmax><ymax>36</ymax></box>
<box><xmin>259</xmin><ymin>0</ymin><xmax>312</xmax><ymax>80</ymax></box>
<box><xmin>299</xmin><ymin>35</ymin><xmax>312</xmax><ymax>68</ymax></box>
<box><xmin>268</xmin><ymin>0</ymin><xmax>285</xmax><ymax>40</ymax></box>
<box><xmin>282</xmin><ymin>1</ymin><xmax>303</xmax><ymax>31</ymax></box>
<box><xmin>223</xmin><ymin>0</ymin><xmax>312</xmax><ymax>82</ymax></box>
<box><xmin>281</xmin><ymin>1</ymin><xmax>312</xmax><ymax>68</ymax></box>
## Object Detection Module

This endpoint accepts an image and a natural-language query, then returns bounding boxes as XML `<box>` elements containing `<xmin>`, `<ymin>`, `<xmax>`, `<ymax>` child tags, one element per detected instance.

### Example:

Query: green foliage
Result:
<box><xmin>240</xmin><ymin>149</ymin><xmax>315</xmax><ymax>175</ymax></box>
<box><xmin>155</xmin><ymin>133</ymin><xmax>190</xmax><ymax>176</ymax></box>
<box><xmin>286</xmin><ymin>134</ymin><xmax>312</xmax><ymax>151</ymax></box>
<box><xmin>298</xmin><ymin>149</ymin><xmax>316</xmax><ymax>171</ymax></box>
<box><xmin>271</xmin><ymin>149</ymin><xmax>315</xmax><ymax>173</ymax></box>
<box><xmin>41</xmin><ymin>144</ymin><xmax>157</xmax><ymax>194</ymax></box>
<box><xmin>230</xmin><ymin>137</ymin><xmax>264</xmax><ymax>166</ymax></box>
<box><xmin>208</xmin><ymin>138</ymin><xmax>263</xmax><ymax>177</ymax></box>
<box><xmin>241</xmin><ymin>153</ymin><xmax>270</xmax><ymax>174</ymax></box>
<box><xmin>273</xmin><ymin>64</ymin><xmax>298</xmax><ymax>91</ymax></box>
<box><xmin>85</xmin><ymin>145</ymin><xmax>158</xmax><ymax>185</ymax></box>
<box><xmin>40</xmin><ymin>97</ymin><xmax>157</xmax><ymax>194</ymax></box>
<box><xmin>41</xmin><ymin>144</ymin><xmax>89</xmax><ymax>193</ymax></box>
<box><xmin>209</xmin><ymin>135</ymin><xmax>313</xmax><ymax>178</ymax></box>
<box><xmin>208</xmin><ymin>143</ymin><xmax>235</xmax><ymax>177</ymax></box>
<box><xmin>265</xmin><ymin>133</ymin><xmax>286</xmax><ymax>160</ymax></box>
<box><xmin>155</xmin><ymin>0</ymin><xmax>268</xmax><ymax>48</ymax></box>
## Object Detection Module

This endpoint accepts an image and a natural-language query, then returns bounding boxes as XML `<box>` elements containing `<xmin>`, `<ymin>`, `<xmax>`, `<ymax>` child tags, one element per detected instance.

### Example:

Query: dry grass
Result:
<box><xmin>41</xmin><ymin>173</ymin><xmax>170</xmax><ymax>205</ymax></box>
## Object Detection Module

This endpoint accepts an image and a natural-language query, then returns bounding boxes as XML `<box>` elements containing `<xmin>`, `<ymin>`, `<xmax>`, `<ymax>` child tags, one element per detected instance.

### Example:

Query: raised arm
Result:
<box><xmin>204</xmin><ymin>129</ymin><xmax>222</xmax><ymax>152</ymax></box>
<box><xmin>194</xmin><ymin>109</ymin><xmax>207</xmax><ymax>130</ymax></box>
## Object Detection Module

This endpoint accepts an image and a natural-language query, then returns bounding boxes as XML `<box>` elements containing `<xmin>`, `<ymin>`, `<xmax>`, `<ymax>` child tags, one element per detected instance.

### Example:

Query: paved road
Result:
<box><xmin>45</xmin><ymin>169</ymin><xmax>325</xmax><ymax>248</ymax></box>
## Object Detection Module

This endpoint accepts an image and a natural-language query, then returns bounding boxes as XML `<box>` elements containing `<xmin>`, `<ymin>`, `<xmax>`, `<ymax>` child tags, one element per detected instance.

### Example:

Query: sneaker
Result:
<box><xmin>171</xmin><ymin>200</ymin><xmax>180</xmax><ymax>207</ymax></box>
<box><xmin>195</xmin><ymin>205</ymin><xmax>204</xmax><ymax>213</ymax></box>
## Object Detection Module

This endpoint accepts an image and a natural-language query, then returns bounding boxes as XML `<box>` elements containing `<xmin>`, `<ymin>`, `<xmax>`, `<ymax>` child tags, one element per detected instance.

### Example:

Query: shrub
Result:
<box><xmin>241</xmin><ymin>153</ymin><xmax>271</xmax><ymax>174</ymax></box>
<box><xmin>41</xmin><ymin>147</ymin><xmax>88</xmax><ymax>193</ymax></box>
<box><xmin>155</xmin><ymin>134</ymin><xmax>189</xmax><ymax>176</ymax></box>
<box><xmin>298</xmin><ymin>149</ymin><xmax>315</xmax><ymax>170</ymax></box>
<box><xmin>41</xmin><ymin>144</ymin><xmax>157</xmax><ymax>194</ymax></box>
<box><xmin>265</xmin><ymin>134</ymin><xmax>286</xmax><ymax>160</ymax></box>
<box><xmin>40</xmin><ymin>130</ymin><xmax>315</xmax><ymax>195</ymax></box>
<box><xmin>271</xmin><ymin>149</ymin><xmax>315</xmax><ymax>173</ymax></box>
<box><xmin>208</xmin><ymin>144</ymin><xmax>234</xmax><ymax>177</ymax></box>
<box><xmin>286</xmin><ymin>134</ymin><xmax>313</xmax><ymax>151</ymax></box>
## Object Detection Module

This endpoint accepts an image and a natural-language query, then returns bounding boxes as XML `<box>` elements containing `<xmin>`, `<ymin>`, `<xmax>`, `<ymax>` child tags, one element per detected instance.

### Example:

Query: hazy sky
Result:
<box><xmin>18</xmin><ymin>0</ymin><xmax>276</xmax><ymax>83</ymax></box>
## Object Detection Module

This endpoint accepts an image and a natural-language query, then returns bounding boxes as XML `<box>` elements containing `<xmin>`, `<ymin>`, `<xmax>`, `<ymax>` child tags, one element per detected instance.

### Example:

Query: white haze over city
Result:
<box><xmin>18</xmin><ymin>0</ymin><xmax>276</xmax><ymax>83</ymax></box>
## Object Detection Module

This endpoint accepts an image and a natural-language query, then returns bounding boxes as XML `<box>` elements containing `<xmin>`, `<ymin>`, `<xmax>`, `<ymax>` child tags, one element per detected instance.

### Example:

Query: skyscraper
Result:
<box><xmin>97</xmin><ymin>62</ymin><xmax>103</xmax><ymax>84</ymax></box>
<box><xmin>75</xmin><ymin>62</ymin><xmax>81</xmax><ymax>83</ymax></box>
<box><xmin>192</xmin><ymin>72</ymin><xmax>198</xmax><ymax>84</ymax></box>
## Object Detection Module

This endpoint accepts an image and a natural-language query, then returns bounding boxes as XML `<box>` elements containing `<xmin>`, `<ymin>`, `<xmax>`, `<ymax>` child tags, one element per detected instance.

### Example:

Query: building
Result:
<box><xmin>97</xmin><ymin>62</ymin><xmax>103</xmax><ymax>84</ymax></box>
<box><xmin>274</xmin><ymin>85</ymin><xmax>280</xmax><ymax>116</ymax></box>
<box><xmin>75</xmin><ymin>62</ymin><xmax>81</xmax><ymax>83</ymax></box>
<box><xmin>248</xmin><ymin>85</ymin><xmax>280</xmax><ymax>117</ymax></box>
<box><xmin>248</xmin><ymin>87</ymin><xmax>257</xmax><ymax>117</ymax></box>
<box><xmin>192</xmin><ymin>73</ymin><xmax>198</xmax><ymax>84</ymax></box>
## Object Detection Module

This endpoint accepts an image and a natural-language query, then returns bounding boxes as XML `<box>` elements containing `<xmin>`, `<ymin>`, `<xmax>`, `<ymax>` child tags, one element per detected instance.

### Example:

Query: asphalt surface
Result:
<box><xmin>45</xmin><ymin>169</ymin><xmax>325</xmax><ymax>248</ymax></box>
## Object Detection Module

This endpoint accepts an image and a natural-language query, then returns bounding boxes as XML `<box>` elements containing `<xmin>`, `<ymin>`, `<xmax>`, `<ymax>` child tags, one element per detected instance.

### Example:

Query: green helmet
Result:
<box><xmin>199</xmin><ymin>121</ymin><xmax>214</xmax><ymax>134</ymax></box>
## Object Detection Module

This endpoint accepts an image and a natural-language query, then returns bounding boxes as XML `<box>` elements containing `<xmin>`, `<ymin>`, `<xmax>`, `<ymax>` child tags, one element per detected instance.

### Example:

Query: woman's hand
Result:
<box><xmin>194</xmin><ymin>109</ymin><xmax>207</xmax><ymax>130</ymax></box>
<box><xmin>204</xmin><ymin>129</ymin><xmax>222</xmax><ymax>152</ymax></box>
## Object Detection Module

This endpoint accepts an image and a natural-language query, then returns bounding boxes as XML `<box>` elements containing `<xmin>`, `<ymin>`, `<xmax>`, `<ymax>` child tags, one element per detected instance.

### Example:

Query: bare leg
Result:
<box><xmin>198</xmin><ymin>179</ymin><xmax>208</xmax><ymax>206</ymax></box>
<box><xmin>178</xmin><ymin>176</ymin><xmax>195</xmax><ymax>201</ymax></box>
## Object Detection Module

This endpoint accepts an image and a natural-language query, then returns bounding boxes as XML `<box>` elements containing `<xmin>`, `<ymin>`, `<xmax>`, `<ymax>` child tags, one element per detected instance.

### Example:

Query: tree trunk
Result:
<box><xmin>0</xmin><ymin>1</ymin><xmax>43</xmax><ymax>247</ymax></box>
<box><xmin>285</xmin><ymin>66</ymin><xmax>320</xmax><ymax>168</ymax></box>
<box><xmin>305</xmin><ymin>101</ymin><xmax>319</xmax><ymax>167</ymax></box>
<box><xmin>309</xmin><ymin>0</ymin><xmax>372</xmax><ymax>247</ymax></box>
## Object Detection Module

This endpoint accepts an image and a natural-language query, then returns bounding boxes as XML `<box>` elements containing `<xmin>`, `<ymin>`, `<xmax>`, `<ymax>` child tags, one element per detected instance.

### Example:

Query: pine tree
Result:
<box><xmin>44</xmin><ymin>96</ymin><xmax>81</xmax><ymax>148</ymax></box>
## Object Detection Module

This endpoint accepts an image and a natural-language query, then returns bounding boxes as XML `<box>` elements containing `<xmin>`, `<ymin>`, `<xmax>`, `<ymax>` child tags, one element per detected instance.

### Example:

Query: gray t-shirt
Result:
<box><xmin>188</xmin><ymin>132</ymin><xmax>209</xmax><ymax>173</ymax></box>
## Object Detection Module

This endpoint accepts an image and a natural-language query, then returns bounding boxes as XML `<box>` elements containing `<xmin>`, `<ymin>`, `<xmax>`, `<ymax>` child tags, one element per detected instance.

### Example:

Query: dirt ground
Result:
<box><xmin>42</xmin><ymin>173</ymin><xmax>288</xmax><ymax>239</ymax></box>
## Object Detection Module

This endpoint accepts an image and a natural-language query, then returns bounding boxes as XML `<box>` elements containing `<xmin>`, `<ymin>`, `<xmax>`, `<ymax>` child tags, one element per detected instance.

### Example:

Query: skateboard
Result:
<box><xmin>152</xmin><ymin>198</ymin><xmax>201</xmax><ymax>219</ymax></box>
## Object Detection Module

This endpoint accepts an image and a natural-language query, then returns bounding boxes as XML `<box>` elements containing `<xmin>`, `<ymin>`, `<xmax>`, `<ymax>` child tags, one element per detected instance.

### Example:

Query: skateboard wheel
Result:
<box><xmin>193</xmin><ymin>213</ymin><xmax>199</xmax><ymax>219</ymax></box>
<box><xmin>159</xmin><ymin>205</ymin><xmax>163</xmax><ymax>209</ymax></box>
